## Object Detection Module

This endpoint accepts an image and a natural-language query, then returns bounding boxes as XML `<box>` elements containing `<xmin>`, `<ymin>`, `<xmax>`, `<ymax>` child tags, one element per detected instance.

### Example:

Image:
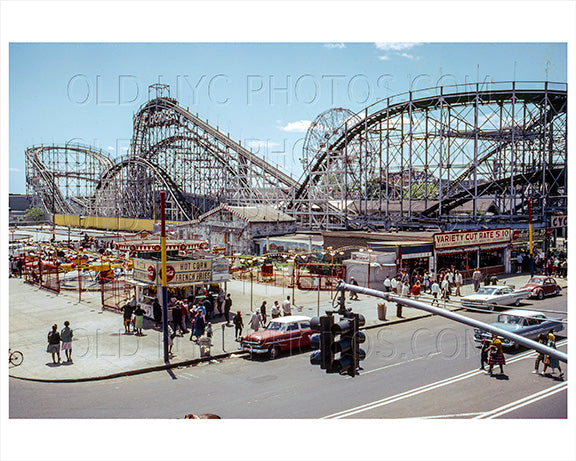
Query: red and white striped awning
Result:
<box><xmin>113</xmin><ymin>238</ymin><xmax>209</xmax><ymax>252</ymax></box>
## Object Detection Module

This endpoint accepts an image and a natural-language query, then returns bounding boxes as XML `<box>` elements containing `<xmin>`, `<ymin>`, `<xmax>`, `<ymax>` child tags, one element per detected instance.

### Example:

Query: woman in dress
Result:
<box><xmin>133</xmin><ymin>305</ymin><xmax>145</xmax><ymax>335</ymax></box>
<box><xmin>541</xmin><ymin>332</ymin><xmax>564</xmax><ymax>378</ymax></box>
<box><xmin>47</xmin><ymin>324</ymin><xmax>61</xmax><ymax>364</ymax></box>
<box><xmin>487</xmin><ymin>334</ymin><xmax>506</xmax><ymax>375</ymax></box>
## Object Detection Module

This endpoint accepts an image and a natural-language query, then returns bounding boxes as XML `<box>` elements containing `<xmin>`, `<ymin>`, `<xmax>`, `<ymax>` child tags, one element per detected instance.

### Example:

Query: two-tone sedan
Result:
<box><xmin>460</xmin><ymin>285</ymin><xmax>531</xmax><ymax>311</ymax></box>
<box><xmin>239</xmin><ymin>315</ymin><xmax>313</xmax><ymax>359</ymax></box>
<box><xmin>521</xmin><ymin>276</ymin><xmax>562</xmax><ymax>300</ymax></box>
<box><xmin>473</xmin><ymin>309</ymin><xmax>565</xmax><ymax>349</ymax></box>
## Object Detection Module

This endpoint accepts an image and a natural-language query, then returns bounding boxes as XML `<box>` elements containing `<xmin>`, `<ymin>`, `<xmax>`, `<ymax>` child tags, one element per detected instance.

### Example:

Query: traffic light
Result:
<box><xmin>331</xmin><ymin>313</ymin><xmax>366</xmax><ymax>377</ymax></box>
<box><xmin>310</xmin><ymin>315</ymin><xmax>335</xmax><ymax>370</ymax></box>
<box><xmin>310</xmin><ymin>312</ymin><xmax>366</xmax><ymax>376</ymax></box>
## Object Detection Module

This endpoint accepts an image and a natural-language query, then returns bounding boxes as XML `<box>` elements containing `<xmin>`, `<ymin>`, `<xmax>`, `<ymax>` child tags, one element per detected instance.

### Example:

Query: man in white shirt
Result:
<box><xmin>271</xmin><ymin>301</ymin><xmax>280</xmax><ymax>319</ymax></box>
<box><xmin>390</xmin><ymin>276</ymin><xmax>398</xmax><ymax>293</ymax></box>
<box><xmin>282</xmin><ymin>296</ymin><xmax>292</xmax><ymax>316</ymax></box>
<box><xmin>383</xmin><ymin>276</ymin><xmax>391</xmax><ymax>292</ymax></box>
<box><xmin>430</xmin><ymin>280</ymin><xmax>440</xmax><ymax>306</ymax></box>
<box><xmin>441</xmin><ymin>277</ymin><xmax>450</xmax><ymax>301</ymax></box>
<box><xmin>454</xmin><ymin>271</ymin><xmax>463</xmax><ymax>297</ymax></box>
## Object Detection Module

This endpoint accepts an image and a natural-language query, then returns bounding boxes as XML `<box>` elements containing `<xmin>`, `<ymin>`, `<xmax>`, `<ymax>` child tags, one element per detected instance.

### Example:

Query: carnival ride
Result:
<box><xmin>26</xmin><ymin>81</ymin><xmax>567</xmax><ymax>231</ymax></box>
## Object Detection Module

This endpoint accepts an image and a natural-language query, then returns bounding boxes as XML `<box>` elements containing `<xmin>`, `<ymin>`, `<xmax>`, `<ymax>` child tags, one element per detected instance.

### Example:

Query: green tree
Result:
<box><xmin>25</xmin><ymin>207</ymin><xmax>45</xmax><ymax>222</ymax></box>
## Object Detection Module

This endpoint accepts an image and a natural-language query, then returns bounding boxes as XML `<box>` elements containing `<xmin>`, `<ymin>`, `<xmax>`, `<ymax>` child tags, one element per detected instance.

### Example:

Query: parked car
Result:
<box><xmin>239</xmin><ymin>315</ymin><xmax>313</xmax><ymax>359</ymax></box>
<box><xmin>460</xmin><ymin>285</ymin><xmax>531</xmax><ymax>310</ymax></box>
<box><xmin>473</xmin><ymin>309</ymin><xmax>565</xmax><ymax>349</ymax></box>
<box><xmin>521</xmin><ymin>276</ymin><xmax>562</xmax><ymax>300</ymax></box>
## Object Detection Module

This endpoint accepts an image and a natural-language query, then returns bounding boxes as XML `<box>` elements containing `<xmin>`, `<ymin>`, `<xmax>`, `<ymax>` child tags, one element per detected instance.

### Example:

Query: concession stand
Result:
<box><xmin>115</xmin><ymin>236</ymin><xmax>230</xmax><ymax>319</ymax></box>
<box><xmin>433</xmin><ymin>228</ymin><xmax>512</xmax><ymax>278</ymax></box>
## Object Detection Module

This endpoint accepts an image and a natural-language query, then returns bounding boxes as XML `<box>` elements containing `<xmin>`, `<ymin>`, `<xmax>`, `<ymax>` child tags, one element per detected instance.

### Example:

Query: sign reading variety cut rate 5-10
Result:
<box><xmin>433</xmin><ymin>228</ymin><xmax>511</xmax><ymax>249</ymax></box>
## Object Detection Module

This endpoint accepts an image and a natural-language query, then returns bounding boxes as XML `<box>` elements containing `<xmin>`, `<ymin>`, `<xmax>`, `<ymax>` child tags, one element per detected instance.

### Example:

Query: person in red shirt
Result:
<box><xmin>411</xmin><ymin>281</ymin><xmax>421</xmax><ymax>301</ymax></box>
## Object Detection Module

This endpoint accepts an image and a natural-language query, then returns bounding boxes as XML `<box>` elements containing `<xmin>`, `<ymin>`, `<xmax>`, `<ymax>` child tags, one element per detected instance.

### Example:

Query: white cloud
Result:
<box><xmin>324</xmin><ymin>43</ymin><xmax>346</xmax><ymax>49</ymax></box>
<box><xmin>106</xmin><ymin>146</ymin><xmax>116</xmax><ymax>151</ymax></box>
<box><xmin>378</xmin><ymin>55</ymin><xmax>390</xmax><ymax>61</ymax></box>
<box><xmin>374</xmin><ymin>42</ymin><xmax>422</xmax><ymax>51</ymax></box>
<box><xmin>246</xmin><ymin>140</ymin><xmax>279</xmax><ymax>149</ymax></box>
<box><xmin>280</xmin><ymin>120</ymin><xmax>312</xmax><ymax>133</ymax></box>
<box><xmin>9</xmin><ymin>167</ymin><xmax>20</xmax><ymax>173</ymax></box>
<box><xmin>400</xmin><ymin>53</ymin><xmax>418</xmax><ymax>60</ymax></box>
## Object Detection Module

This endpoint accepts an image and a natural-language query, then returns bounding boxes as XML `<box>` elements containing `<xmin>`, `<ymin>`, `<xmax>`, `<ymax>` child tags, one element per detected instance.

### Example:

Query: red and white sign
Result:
<box><xmin>147</xmin><ymin>264</ymin><xmax>156</xmax><ymax>282</ymax></box>
<box><xmin>159</xmin><ymin>264</ymin><xmax>176</xmax><ymax>283</ymax></box>
<box><xmin>551</xmin><ymin>215</ymin><xmax>567</xmax><ymax>229</ymax></box>
<box><xmin>434</xmin><ymin>228</ymin><xmax>511</xmax><ymax>249</ymax></box>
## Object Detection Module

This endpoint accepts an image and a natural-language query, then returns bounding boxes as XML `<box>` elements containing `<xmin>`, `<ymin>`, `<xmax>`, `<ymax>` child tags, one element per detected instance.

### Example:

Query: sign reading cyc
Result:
<box><xmin>551</xmin><ymin>215</ymin><xmax>567</xmax><ymax>229</ymax></box>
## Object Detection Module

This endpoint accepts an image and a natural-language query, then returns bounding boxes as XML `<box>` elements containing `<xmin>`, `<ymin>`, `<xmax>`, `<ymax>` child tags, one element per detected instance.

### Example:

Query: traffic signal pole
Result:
<box><xmin>336</xmin><ymin>281</ymin><xmax>568</xmax><ymax>364</ymax></box>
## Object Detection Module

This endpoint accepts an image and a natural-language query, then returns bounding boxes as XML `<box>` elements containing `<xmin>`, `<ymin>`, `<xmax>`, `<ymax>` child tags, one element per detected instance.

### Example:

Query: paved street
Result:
<box><xmin>10</xmin><ymin>297</ymin><xmax>568</xmax><ymax>419</ymax></box>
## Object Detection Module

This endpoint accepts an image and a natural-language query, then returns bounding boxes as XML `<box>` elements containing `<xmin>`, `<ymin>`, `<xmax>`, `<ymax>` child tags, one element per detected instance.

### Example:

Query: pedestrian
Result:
<box><xmin>472</xmin><ymin>268</ymin><xmax>482</xmax><ymax>292</ymax></box>
<box><xmin>60</xmin><ymin>321</ymin><xmax>73</xmax><ymax>363</ymax></box>
<box><xmin>134</xmin><ymin>304</ymin><xmax>145</xmax><ymax>335</ymax></box>
<box><xmin>172</xmin><ymin>302</ymin><xmax>184</xmax><ymax>335</ymax></box>
<box><xmin>190</xmin><ymin>311</ymin><xmax>206</xmax><ymax>342</ymax></box>
<box><xmin>486</xmin><ymin>335</ymin><xmax>506</xmax><ymax>375</ymax></box>
<box><xmin>206</xmin><ymin>322</ymin><xmax>213</xmax><ymax>345</ymax></box>
<box><xmin>541</xmin><ymin>332</ymin><xmax>564</xmax><ymax>378</ymax></box>
<box><xmin>411</xmin><ymin>281</ymin><xmax>421</xmax><ymax>301</ymax></box>
<box><xmin>423</xmin><ymin>272</ymin><xmax>430</xmax><ymax>293</ymax></box>
<box><xmin>516</xmin><ymin>253</ymin><xmax>523</xmax><ymax>273</ymax></box>
<box><xmin>47</xmin><ymin>324</ymin><xmax>61</xmax><ymax>364</ymax></box>
<box><xmin>431</xmin><ymin>280</ymin><xmax>440</xmax><ymax>306</ymax></box>
<box><xmin>532</xmin><ymin>333</ymin><xmax>547</xmax><ymax>374</ymax></box>
<box><xmin>217</xmin><ymin>288</ymin><xmax>225</xmax><ymax>316</ymax></box>
<box><xmin>349</xmin><ymin>277</ymin><xmax>359</xmax><ymax>300</ymax></box>
<box><xmin>390</xmin><ymin>275</ymin><xmax>398</xmax><ymax>294</ymax></box>
<box><xmin>249</xmin><ymin>311</ymin><xmax>262</xmax><ymax>332</ymax></box>
<box><xmin>282</xmin><ymin>295</ymin><xmax>292</xmax><ymax>316</ymax></box>
<box><xmin>383</xmin><ymin>275</ymin><xmax>391</xmax><ymax>293</ymax></box>
<box><xmin>224</xmin><ymin>293</ymin><xmax>232</xmax><ymax>325</ymax></box>
<box><xmin>167</xmin><ymin>324</ymin><xmax>174</xmax><ymax>355</ymax></box>
<box><xmin>454</xmin><ymin>270</ymin><xmax>463</xmax><ymax>297</ymax></box>
<box><xmin>181</xmin><ymin>301</ymin><xmax>189</xmax><ymax>332</ymax></box>
<box><xmin>233</xmin><ymin>311</ymin><xmax>244</xmax><ymax>339</ymax></box>
<box><xmin>480</xmin><ymin>339</ymin><xmax>490</xmax><ymax>370</ymax></box>
<box><xmin>121</xmin><ymin>302</ymin><xmax>135</xmax><ymax>334</ymax></box>
<box><xmin>441</xmin><ymin>277</ymin><xmax>450</xmax><ymax>301</ymax></box>
<box><xmin>260</xmin><ymin>300</ymin><xmax>267</xmax><ymax>326</ymax></box>
<box><xmin>396</xmin><ymin>276</ymin><xmax>402</xmax><ymax>295</ymax></box>
<box><xmin>271</xmin><ymin>300</ymin><xmax>281</xmax><ymax>319</ymax></box>
<box><xmin>152</xmin><ymin>298</ymin><xmax>162</xmax><ymax>328</ymax></box>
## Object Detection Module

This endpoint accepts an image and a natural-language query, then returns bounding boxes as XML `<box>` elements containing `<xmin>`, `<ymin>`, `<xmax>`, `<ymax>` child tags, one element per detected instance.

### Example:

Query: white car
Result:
<box><xmin>461</xmin><ymin>285</ymin><xmax>531</xmax><ymax>311</ymax></box>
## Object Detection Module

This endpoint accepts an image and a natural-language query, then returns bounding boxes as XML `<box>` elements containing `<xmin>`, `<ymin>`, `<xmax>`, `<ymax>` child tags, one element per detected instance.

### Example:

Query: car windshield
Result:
<box><xmin>476</xmin><ymin>287</ymin><xmax>497</xmax><ymax>295</ymax></box>
<box><xmin>528</xmin><ymin>278</ymin><xmax>544</xmax><ymax>284</ymax></box>
<box><xmin>497</xmin><ymin>314</ymin><xmax>524</xmax><ymax>325</ymax></box>
<box><xmin>266</xmin><ymin>322</ymin><xmax>286</xmax><ymax>332</ymax></box>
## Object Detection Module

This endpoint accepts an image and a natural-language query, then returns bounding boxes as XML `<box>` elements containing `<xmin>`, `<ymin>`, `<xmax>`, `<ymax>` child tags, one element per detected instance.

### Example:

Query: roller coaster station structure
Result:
<box><xmin>25</xmin><ymin>81</ymin><xmax>567</xmax><ymax>232</ymax></box>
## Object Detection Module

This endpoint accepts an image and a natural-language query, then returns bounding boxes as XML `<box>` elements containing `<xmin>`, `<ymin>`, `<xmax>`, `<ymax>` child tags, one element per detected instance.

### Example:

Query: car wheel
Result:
<box><xmin>488</xmin><ymin>304</ymin><xmax>494</xmax><ymax>312</ymax></box>
<box><xmin>268</xmin><ymin>345</ymin><xmax>280</xmax><ymax>360</ymax></box>
<box><xmin>554</xmin><ymin>288</ymin><xmax>560</xmax><ymax>296</ymax></box>
<box><xmin>537</xmin><ymin>290</ymin><xmax>544</xmax><ymax>300</ymax></box>
<box><xmin>515</xmin><ymin>298</ymin><xmax>520</xmax><ymax>306</ymax></box>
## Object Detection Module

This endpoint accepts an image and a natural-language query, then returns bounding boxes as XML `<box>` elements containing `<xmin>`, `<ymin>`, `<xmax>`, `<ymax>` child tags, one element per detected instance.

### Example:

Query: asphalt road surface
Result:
<box><xmin>10</xmin><ymin>293</ymin><xmax>568</xmax><ymax>419</ymax></box>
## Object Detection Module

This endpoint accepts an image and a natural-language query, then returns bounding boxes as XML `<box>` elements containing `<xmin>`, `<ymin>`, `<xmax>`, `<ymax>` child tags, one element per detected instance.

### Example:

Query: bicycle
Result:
<box><xmin>9</xmin><ymin>348</ymin><xmax>24</xmax><ymax>367</ymax></box>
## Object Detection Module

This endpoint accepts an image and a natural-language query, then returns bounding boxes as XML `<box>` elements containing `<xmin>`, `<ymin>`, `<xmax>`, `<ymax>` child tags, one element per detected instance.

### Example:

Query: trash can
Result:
<box><xmin>377</xmin><ymin>303</ymin><xmax>387</xmax><ymax>321</ymax></box>
<box><xmin>198</xmin><ymin>336</ymin><xmax>211</xmax><ymax>358</ymax></box>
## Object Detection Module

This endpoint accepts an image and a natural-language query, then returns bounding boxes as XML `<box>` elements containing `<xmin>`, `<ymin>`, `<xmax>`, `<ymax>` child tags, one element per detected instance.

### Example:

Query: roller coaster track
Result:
<box><xmin>295</xmin><ymin>84</ymin><xmax>567</xmax><ymax>203</ymax></box>
<box><xmin>25</xmin><ymin>144</ymin><xmax>114</xmax><ymax>215</ymax></box>
<box><xmin>140</xmin><ymin>98</ymin><xmax>298</xmax><ymax>190</ymax></box>
<box><xmin>95</xmin><ymin>156</ymin><xmax>197</xmax><ymax>221</ymax></box>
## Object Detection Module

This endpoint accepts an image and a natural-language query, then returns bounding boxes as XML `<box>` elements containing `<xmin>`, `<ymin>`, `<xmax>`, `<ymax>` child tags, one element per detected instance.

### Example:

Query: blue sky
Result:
<box><xmin>8</xmin><ymin>42</ymin><xmax>567</xmax><ymax>193</ymax></box>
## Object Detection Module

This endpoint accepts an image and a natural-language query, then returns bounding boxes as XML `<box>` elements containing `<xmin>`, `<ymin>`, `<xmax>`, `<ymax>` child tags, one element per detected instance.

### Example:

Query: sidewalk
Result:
<box><xmin>8</xmin><ymin>272</ymin><xmax>565</xmax><ymax>382</ymax></box>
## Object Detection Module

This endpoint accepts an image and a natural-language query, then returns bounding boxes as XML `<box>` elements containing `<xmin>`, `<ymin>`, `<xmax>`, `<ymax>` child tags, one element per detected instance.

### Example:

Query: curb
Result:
<box><xmin>9</xmin><ymin>350</ymin><xmax>248</xmax><ymax>384</ymax></box>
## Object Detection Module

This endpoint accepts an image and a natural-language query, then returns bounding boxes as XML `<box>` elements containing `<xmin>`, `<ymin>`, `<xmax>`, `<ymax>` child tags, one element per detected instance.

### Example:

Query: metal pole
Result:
<box><xmin>337</xmin><ymin>281</ymin><xmax>568</xmax><ymax>363</ymax></box>
<box><xmin>529</xmin><ymin>197</ymin><xmax>534</xmax><ymax>276</ymax></box>
<box><xmin>78</xmin><ymin>248</ymin><xmax>82</xmax><ymax>302</ymax></box>
<box><xmin>160</xmin><ymin>190</ymin><xmax>169</xmax><ymax>362</ymax></box>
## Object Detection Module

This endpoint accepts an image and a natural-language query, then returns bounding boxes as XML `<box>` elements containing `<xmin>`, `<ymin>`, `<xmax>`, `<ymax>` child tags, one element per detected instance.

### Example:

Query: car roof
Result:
<box><xmin>269</xmin><ymin>315</ymin><xmax>311</xmax><ymax>323</ymax></box>
<box><xmin>481</xmin><ymin>285</ymin><xmax>512</xmax><ymax>289</ymax></box>
<box><xmin>500</xmin><ymin>309</ymin><xmax>546</xmax><ymax>318</ymax></box>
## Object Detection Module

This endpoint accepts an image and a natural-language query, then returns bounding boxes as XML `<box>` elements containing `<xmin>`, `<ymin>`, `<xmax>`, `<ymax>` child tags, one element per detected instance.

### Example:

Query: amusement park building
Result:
<box><xmin>172</xmin><ymin>204</ymin><xmax>296</xmax><ymax>255</ymax></box>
